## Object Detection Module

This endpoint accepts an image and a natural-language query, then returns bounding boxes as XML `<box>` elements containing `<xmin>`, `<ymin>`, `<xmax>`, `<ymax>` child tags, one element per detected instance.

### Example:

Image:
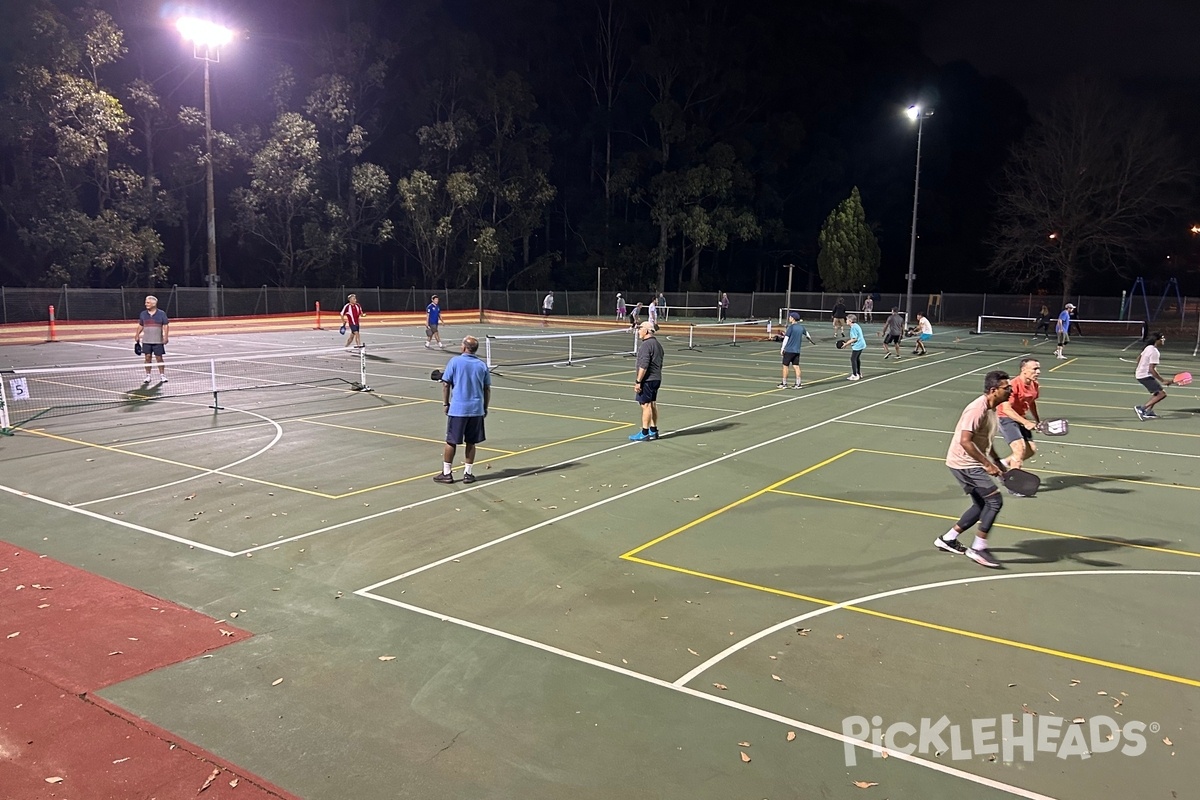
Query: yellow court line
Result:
<box><xmin>332</xmin><ymin>423</ymin><xmax>633</xmax><ymax>498</ymax></box>
<box><xmin>849</xmin><ymin>447</ymin><xmax>1200</xmax><ymax>492</ymax></box>
<box><xmin>23</xmin><ymin>429</ymin><xmax>340</xmax><ymax>499</ymax></box>
<box><xmin>1048</xmin><ymin>357</ymin><xmax>1077</xmax><ymax>372</ymax></box>
<box><xmin>300</xmin><ymin>419</ymin><xmax>516</xmax><ymax>454</ymax></box>
<box><xmin>622</xmin><ymin>555</ymin><xmax>1200</xmax><ymax>688</ymax></box>
<box><xmin>488</xmin><ymin>405</ymin><xmax>631</xmax><ymax>425</ymax></box>
<box><xmin>620</xmin><ymin>450</ymin><xmax>857</xmax><ymax>559</ymax></box>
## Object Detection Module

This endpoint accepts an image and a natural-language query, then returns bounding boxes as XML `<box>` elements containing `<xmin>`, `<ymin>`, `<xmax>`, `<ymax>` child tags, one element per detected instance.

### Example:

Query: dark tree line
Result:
<box><xmin>0</xmin><ymin>0</ymin><xmax>1194</xmax><ymax>296</ymax></box>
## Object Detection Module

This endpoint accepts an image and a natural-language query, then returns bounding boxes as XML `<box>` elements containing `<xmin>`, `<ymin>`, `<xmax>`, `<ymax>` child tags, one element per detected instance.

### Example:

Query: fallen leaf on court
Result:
<box><xmin>622</xmin><ymin>659</ymin><xmax>628</xmax><ymax>664</ymax></box>
<box><xmin>108</xmin><ymin>651</ymin><xmax>122</xmax><ymax>656</ymax></box>
<box><xmin>772</xmin><ymin>674</ymin><xmax>782</xmax><ymax>682</ymax></box>
<box><xmin>739</xmin><ymin>741</ymin><xmax>751</xmax><ymax>747</ymax></box>
<box><xmin>37</xmin><ymin>604</ymin><xmax>49</xmax><ymax>609</ymax></box>
<box><xmin>688</xmin><ymin>648</ymin><xmax>699</xmax><ymax>656</ymax></box>
<box><xmin>852</xmin><ymin>780</ymin><xmax>878</xmax><ymax>788</ymax></box>
<box><xmin>882</xmin><ymin>750</ymin><xmax>889</xmax><ymax>759</ymax></box>
<box><xmin>787</xmin><ymin>731</ymin><xmax>796</xmax><ymax>741</ymax></box>
<box><xmin>713</xmin><ymin>683</ymin><xmax>728</xmax><ymax>690</ymax></box>
<box><xmin>1106</xmin><ymin>734</ymin><xmax>1115</xmax><ymax>741</ymax></box>
<box><xmin>184</xmin><ymin>494</ymin><xmax>196</xmax><ymax>501</ymax></box>
<box><xmin>1069</xmin><ymin>679</ymin><xmax>1081</xmax><ymax>686</ymax></box>
<box><xmin>1120</xmin><ymin>691</ymin><xmax>1128</xmax><ymax>697</ymax></box>
<box><xmin>796</xmin><ymin>628</ymin><xmax>810</xmax><ymax>636</ymax></box>
<box><xmin>1097</xmin><ymin>691</ymin><xmax>1107</xmax><ymax>696</ymax></box>
<box><xmin>836</xmin><ymin>634</ymin><xmax>845</xmax><ymax>640</ymax></box>
<box><xmin>219</xmin><ymin>629</ymin><xmax>235</xmax><ymax>637</ymax></box>
<box><xmin>1022</xmin><ymin>704</ymin><xmax>1037</xmax><ymax>716</ymax></box>
<box><xmin>7</xmin><ymin>632</ymin><xmax>19</xmax><ymax>639</ymax></box>
<box><xmin>199</xmin><ymin>767</ymin><xmax>220</xmax><ymax>792</ymax></box>
<box><xmin>1071</xmin><ymin>717</ymin><xmax>1085</xmax><ymax>724</ymax></box>
<box><xmin>113</xmin><ymin>757</ymin><xmax>130</xmax><ymax>764</ymax></box>
<box><xmin>1048</xmin><ymin>692</ymin><xmax>1059</xmax><ymax>701</ymax></box>
<box><xmin>45</xmin><ymin>777</ymin><xmax>64</xmax><ymax>784</ymax></box>
<box><xmin>229</xmin><ymin>778</ymin><xmax>239</xmax><ymax>787</ymax></box>
<box><xmin>768</xmin><ymin>655</ymin><xmax>777</xmax><ymax>660</ymax></box>
<box><xmin>740</xmin><ymin>752</ymin><xmax>751</xmax><ymax>763</ymax></box>
<box><xmin>229</xmin><ymin>612</ymin><xmax>239</xmax><ymax>618</ymax></box>
<box><xmin>271</xmin><ymin>678</ymin><xmax>284</xmax><ymax>686</ymax></box>
<box><xmin>378</xmin><ymin>656</ymin><xmax>396</xmax><ymax>662</ymax></box>
<box><xmin>1163</xmin><ymin>737</ymin><xmax>1173</xmax><ymax>746</ymax></box>
<box><xmin>1113</xmin><ymin>698</ymin><xmax>1123</xmax><ymax>708</ymax></box>
<box><xmin>660</xmin><ymin>616</ymin><xmax>669</xmax><ymax>620</ymax></box>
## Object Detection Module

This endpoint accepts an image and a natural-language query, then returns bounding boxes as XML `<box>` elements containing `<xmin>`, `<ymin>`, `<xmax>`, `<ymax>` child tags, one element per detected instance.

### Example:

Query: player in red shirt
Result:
<box><xmin>997</xmin><ymin>358</ymin><xmax>1041</xmax><ymax>475</ymax></box>
<box><xmin>341</xmin><ymin>294</ymin><xmax>364</xmax><ymax>348</ymax></box>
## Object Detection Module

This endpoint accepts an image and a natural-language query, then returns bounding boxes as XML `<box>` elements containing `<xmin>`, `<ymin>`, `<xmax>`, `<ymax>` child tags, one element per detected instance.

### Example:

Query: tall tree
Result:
<box><xmin>986</xmin><ymin>78</ymin><xmax>1196</xmax><ymax>297</ymax></box>
<box><xmin>816</xmin><ymin>186</ymin><xmax>880</xmax><ymax>292</ymax></box>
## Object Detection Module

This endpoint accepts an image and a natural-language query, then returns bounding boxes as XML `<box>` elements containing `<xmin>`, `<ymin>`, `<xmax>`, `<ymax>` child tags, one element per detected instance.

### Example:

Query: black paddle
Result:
<box><xmin>1000</xmin><ymin>468</ymin><xmax>1041</xmax><ymax>497</ymax></box>
<box><xmin>430</xmin><ymin>369</ymin><xmax>443</xmax><ymax>381</ymax></box>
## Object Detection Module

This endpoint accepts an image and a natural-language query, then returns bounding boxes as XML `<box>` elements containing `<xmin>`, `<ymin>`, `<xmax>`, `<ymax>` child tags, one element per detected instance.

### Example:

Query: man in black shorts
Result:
<box><xmin>879</xmin><ymin>307</ymin><xmax>904</xmax><ymax>360</ymax></box>
<box><xmin>831</xmin><ymin>296</ymin><xmax>847</xmax><ymax>338</ymax></box>
<box><xmin>434</xmin><ymin>336</ymin><xmax>491</xmax><ymax>484</ymax></box>
<box><xmin>629</xmin><ymin>321</ymin><xmax>664</xmax><ymax>441</ymax></box>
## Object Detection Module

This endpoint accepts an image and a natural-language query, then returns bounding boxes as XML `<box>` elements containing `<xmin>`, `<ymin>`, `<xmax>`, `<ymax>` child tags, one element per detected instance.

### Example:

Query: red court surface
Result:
<box><xmin>0</xmin><ymin>542</ymin><xmax>297</xmax><ymax>800</ymax></box>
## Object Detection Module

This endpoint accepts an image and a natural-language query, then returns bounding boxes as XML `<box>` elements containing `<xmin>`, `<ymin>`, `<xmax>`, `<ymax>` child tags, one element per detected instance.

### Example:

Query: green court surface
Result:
<box><xmin>1</xmin><ymin>318</ymin><xmax>1197</xmax><ymax>799</ymax></box>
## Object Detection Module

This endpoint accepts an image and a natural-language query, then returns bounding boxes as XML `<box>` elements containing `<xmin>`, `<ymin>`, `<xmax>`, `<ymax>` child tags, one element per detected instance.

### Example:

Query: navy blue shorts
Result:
<box><xmin>1138</xmin><ymin>376</ymin><xmax>1163</xmax><ymax>395</ymax></box>
<box><xmin>446</xmin><ymin>415</ymin><xmax>486</xmax><ymax>445</ymax></box>
<box><xmin>142</xmin><ymin>343</ymin><xmax>166</xmax><ymax>356</ymax></box>
<box><xmin>348</xmin><ymin>323</ymin><xmax>360</xmax><ymax>332</ymax></box>
<box><xmin>636</xmin><ymin>380</ymin><xmax>661</xmax><ymax>404</ymax></box>
<box><xmin>781</xmin><ymin>351</ymin><xmax>800</xmax><ymax>366</ymax></box>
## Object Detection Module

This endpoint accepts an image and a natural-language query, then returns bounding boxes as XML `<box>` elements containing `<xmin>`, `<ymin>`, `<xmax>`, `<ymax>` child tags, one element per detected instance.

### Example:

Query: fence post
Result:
<box><xmin>1</xmin><ymin>286</ymin><xmax>5</xmax><ymax>325</ymax></box>
<box><xmin>981</xmin><ymin>294</ymin><xmax>987</xmax><ymax>316</ymax></box>
<box><xmin>62</xmin><ymin>284</ymin><xmax>70</xmax><ymax>321</ymax></box>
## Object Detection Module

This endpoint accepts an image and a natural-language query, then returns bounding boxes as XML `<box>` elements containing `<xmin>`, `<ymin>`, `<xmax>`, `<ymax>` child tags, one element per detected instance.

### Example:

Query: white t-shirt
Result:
<box><xmin>918</xmin><ymin>317</ymin><xmax>933</xmax><ymax>335</ymax></box>
<box><xmin>648</xmin><ymin>302</ymin><xmax>658</xmax><ymax>323</ymax></box>
<box><xmin>543</xmin><ymin>294</ymin><xmax>554</xmax><ymax>310</ymax></box>
<box><xmin>1135</xmin><ymin>345</ymin><xmax>1160</xmax><ymax>380</ymax></box>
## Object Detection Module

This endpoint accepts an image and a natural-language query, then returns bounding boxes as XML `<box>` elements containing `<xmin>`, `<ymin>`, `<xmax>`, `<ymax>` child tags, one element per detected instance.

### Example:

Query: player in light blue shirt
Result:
<box><xmin>1053</xmin><ymin>302</ymin><xmax>1074</xmax><ymax>359</ymax></box>
<box><xmin>846</xmin><ymin>313</ymin><xmax>866</xmax><ymax>381</ymax></box>
<box><xmin>779</xmin><ymin>311</ymin><xmax>817</xmax><ymax>388</ymax></box>
<box><xmin>435</xmin><ymin>336</ymin><xmax>491</xmax><ymax>485</ymax></box>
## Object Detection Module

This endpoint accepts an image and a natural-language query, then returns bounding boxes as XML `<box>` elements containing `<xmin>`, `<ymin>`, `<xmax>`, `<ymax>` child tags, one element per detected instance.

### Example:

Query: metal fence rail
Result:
<box><xmin>1</xmin><ymin>286</ymin><xmax>1195</xmax><ymax>329</ymax></box>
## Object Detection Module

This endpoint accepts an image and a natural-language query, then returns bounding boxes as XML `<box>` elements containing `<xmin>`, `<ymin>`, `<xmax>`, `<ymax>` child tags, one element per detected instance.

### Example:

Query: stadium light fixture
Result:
<box><xmin>904</xmin><ymin>104</ymin><xmax>934</xmax><ymax>325</ymax></box>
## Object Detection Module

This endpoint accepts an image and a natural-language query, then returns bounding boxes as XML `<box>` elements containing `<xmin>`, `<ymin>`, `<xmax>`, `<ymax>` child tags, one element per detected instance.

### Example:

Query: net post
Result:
<box><xmin>485</xmin><ymin>336</ymin><xmax>494</xmax><ymax>370</ymax></box>
<box><xmin>687</xmin><ymin>324</ymin><xmax>697</xmax><ymax>350</ymax></box>
<box><xmin>313</xmin><ymin>301</ymin><xmax>322</xmax><ymax>330</ymax></box>
<box><xmin>976</xmin><ymin>315</ymin><xmax>983</xmax><ymax>334</ymax></box>
<box><xmin>357</xmin><ymin>346</ymin><xmax>372</xmax><ymax>392</ymax></box>
<box><xmin>207</xmin><ymin>360</ymin><xmax>224</xmax><ymax>411</ymax></box>
<box><xmin>0</xmin><ymin>372</ymin><xmax>11</xmax><ymax>435</ymax></box>
<box><xmin>731</xmin><ymin>323</ymin><xmax>739</xmax><ymax>346</ymax></box>
<box><xmin>47</xmin><ymin>305</ymin><xmax>58</xmax><ymax>343</ymax></box>
<box><xmin>567</xmin><ymin>334</ymin><xmax>574</xmax><ymax>365</ymax></box>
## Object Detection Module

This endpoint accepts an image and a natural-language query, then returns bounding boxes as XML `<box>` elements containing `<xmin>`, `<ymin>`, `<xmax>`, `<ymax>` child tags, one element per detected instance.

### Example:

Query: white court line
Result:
<box><xmin>834</xmin><ymin>419</ymin><xmax>1200</xmax><ymax>460</ymax></box>
<box><xmin>356</xmin><ymin>351</ymin><xmax>1001</xmax><ymax>592</ymax></box>
<box><xmin>675</xmin><ymin>569</ymin><xmax>1200</xmax><ymax>686</ymax></box>
<box><xmin>75</xmin><ymin>406</ymin><xmax>285</xmax><ymax>507</ymax></box>
<box><xmin>0</xmin><ymin>483</ymin><xmax>236</xmax><ymax>556</ymax></box>
<box><xmin>354</xmin><ymin>587</ymin><xmax>1061</xmax><ymax>800</ymax></box>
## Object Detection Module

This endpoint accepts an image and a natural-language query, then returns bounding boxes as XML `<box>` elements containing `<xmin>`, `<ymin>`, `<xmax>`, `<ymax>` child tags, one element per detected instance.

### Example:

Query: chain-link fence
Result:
<box><xmin>1</xmin><ymin>286</ymin><xmax>1194</xmax><ymax>329</ymax></box>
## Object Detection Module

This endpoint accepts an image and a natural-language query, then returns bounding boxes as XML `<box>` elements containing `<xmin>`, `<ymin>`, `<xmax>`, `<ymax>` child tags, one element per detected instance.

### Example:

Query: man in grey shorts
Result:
<box><xmin>879</xmin><ymin>307</ymin><xmax>904</xmax><ymax>360</ymax></box>
<box><xmin>934</xmin><ymin>370</ymin><xmax>1012</xmax><ymax>569</ymax></box>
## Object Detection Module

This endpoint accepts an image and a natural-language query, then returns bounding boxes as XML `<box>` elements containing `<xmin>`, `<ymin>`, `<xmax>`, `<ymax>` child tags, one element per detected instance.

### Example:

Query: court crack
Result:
<box><xmin>429</xmin><ymin>729</ymin><xmax>466</xmax><ymax>761</ymax></box>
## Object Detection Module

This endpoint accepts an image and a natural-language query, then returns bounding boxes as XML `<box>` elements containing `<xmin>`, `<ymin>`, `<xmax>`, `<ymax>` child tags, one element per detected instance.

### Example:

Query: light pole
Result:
<box><xmin>177</xmin><ymin>18</ymin><xmax>233</xmax><ymax>318</ymax></box>
<box><xmin>477</xmin><ymin>261</ymin><xmax>483</xmax><ymax>323</ymax></box>
<box><xmin>904</xmin><ymin>104</ymin><xmax>934</xmax><ymax>325</ymax></box>
<box><xmin>782</xmin><ymin>263</ymin><xmax>796</xmax><ymax>319</ymax></box>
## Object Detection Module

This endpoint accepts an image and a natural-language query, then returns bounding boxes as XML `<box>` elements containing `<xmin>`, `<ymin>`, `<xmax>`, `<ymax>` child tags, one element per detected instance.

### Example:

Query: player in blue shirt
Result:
<box><xmin>425</xmin><ymin>295</ymin><xmax>444</xmax><ymax>349</ymax></box>
<box><xmin>846</xmin><ymin>313</ymin><xmax>867</xmax><ymax>381</ymax></box>
<box><xmin>435</xmin><ymin>336</ymin><xmax>491</xmax><ymax>484</ymax></box>
<box><xmin>778</xmin><ymin>311</ymin><xmax>817</xmax><ymax>388</ymax></box>
<box><xmin>1053</xmin><ymin>302</ymin><xmax>1074</xmax><ymax>360</ymax></box>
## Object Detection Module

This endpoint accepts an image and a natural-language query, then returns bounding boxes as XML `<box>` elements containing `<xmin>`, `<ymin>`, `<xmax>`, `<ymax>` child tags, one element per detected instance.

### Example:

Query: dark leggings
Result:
<box><xmin>1034</xmin><ymin>320</ymin><xmax>1049</xmax><ymax>336</ymax></box>
<box><xmin>850</xmin><ymin>349</ymin><xmax>862</xmax><ymax>377</ymax></box>
<box><xmin>956</xmin><ymin>485</ymin><xmax>1003</xmax><ymax>533</ymax></box>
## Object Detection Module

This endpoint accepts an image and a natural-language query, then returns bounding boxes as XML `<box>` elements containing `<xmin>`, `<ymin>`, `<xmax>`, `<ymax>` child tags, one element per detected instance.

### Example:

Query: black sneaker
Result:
<box><xmin>934</xmin><ymin>536</ymin><xmax>966</xmax><ymax>554</ymax></box>
<box><xmin>433</xmin><ymin>473</ymin><xmax>454</xmax><ymax>484</ymax></box>
<box><xmin>462</xmin><ymin>473</ymin><xmax>477</xmax><ymax>484</ymax></box>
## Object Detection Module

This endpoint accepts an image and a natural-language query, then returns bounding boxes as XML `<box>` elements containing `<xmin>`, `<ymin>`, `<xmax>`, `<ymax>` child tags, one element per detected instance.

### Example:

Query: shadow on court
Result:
<box><xmin>1038</xmin><ymin>473</ymin><xmax>1149</xmax><ymax>494</ymax></box>
<box><xmin>662</xmin><ymin>422</ymin><xmax>738</xmax><ymax>438</ymax></box>
<box><xmin>997</xmin><ymin>535</ymin><xmax>1171</xmax><ymax>566</ymax></box>
<box><xmin>478</xmin><ymin>462</ymin><xmax>583</xmax><ymax>481</ymax></box>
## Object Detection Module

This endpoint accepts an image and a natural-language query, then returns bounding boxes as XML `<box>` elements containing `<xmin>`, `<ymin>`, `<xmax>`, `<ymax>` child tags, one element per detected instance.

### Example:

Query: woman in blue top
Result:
<box><xmin>846</xmin><ymin>313</ymin><xmax>867</xmax><ymax>381</ymax></box>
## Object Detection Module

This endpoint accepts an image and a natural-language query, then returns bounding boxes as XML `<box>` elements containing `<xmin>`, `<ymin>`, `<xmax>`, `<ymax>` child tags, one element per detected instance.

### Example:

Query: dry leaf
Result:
<box><xmin>739</xmin><ymin>752</ymin><xmax>751</xmax><ymax>763</ymax></box>
<box><xmin>1022</xmin><ymin>704</ymin><xmax>1037</xmax><ymax>716</ymax></box>
<box><xmin>219</xmin><ymin>629</ymin><xmax>235</xmax><ymax>637</ymax></box>
<box><xmin>836</xmin><ymin>634</ymin><xmax>845</xmax><ymax>640</ymax></box>
<box><xmin>713</xmin><ymin>683</ymin><xmax>728</xmax><ymax>690</ymax></box>
<box><xmin>1112</xmin><ymin>698</ymin><xmax>1123</xmax><ymax>708</ymax></box>
<box><xmin>786</xmin><ymin>731</ymin><xmax>796</xmax><ymax>741</ymax></box>
<box><xmin>45</xmin><ymin>777</ymin><xmax>64</xmax><ymax>784</ymax></box>
<box><xmin>1048</xmin><ymin>692</ymin><xmax>1059</xmax><ymax>701</ymax></box>
<box><xmin>688</xmin><ymin>648</ymin><xmax>699</xmax><ymax>656</ymax></box>
<box><xmin>1071</xmin><ymin>717</ymin><xmax>1085</xmax><ymax>724</ymax></box>
<box><xmin>771</xmin><ymin>674</ymin><xmax>782</xmax><ymax>682</ymax></box>
<box><xmin>1097</xmin><ymin>691</ymin><xmax>1107</xmax><ymax>696</ymax></box>
<box><xmin>230</xmin><ymin>778</ymin><xmax>239</xmax><ymax>787</ymax></box>
<box><xmin>1163</xmin><ymin>737</ymin><xmax>1173</xmax><ymax>746</ymax></box>
<box><xmin>1069</xmin><ymin>679</ymin><xmax>1081</xmax><ymax>686</ymax></box>
<box><xmin>852</xmin><ymin>780</ymin><xmax>879</xmax><ymax>788</ymax></box>
<box><xmin>271</xmin><ymin>678</ymin><xmax>284</xmax><ymax>686</ymax></box>
<box><xmin>37</xmin><ymin>604</ymin><xmax>50</xmax><ymax>609</ymax></box>
<box><xmin>881</xmin><ymin>749</ymin><xmax>889</xmax><ymax>759</ymax></box>
<box><xmin>199</xmin><ymin>768</ymin><xmax>220</xmax><ymax>792</ymax></box>
<box><xmin>738</xmin><ymin>741</ymin><xmax>751</xmax><ymax>747</ymax></box>
<box><xmin>796</xmin><ymin>628</ymin><xmax>810</xmax><ymax>636</ymax></box>
<box><xmin>6</xmin><ymin>631</ymin><xmax>18</xmax><ymax>639</ymax></box>
<box><xmin>113</xmin><ymin>757</ymin><xmax>130</xmax><ymax>764</ymax></box>
<box><xmin>378</xmin><ymin>655</ymin><xmax>396</xmax><ymax>662</ymax></box>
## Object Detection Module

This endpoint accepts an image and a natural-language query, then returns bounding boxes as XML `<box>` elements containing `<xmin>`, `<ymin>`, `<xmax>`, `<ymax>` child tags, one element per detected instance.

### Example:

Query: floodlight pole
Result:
<box><xmin>477</xmin><ymin>260</ymin><xmax>483</xmax><ymax>323</ymax></box>
<box><xmin>782</xmin><ymin>263</ymin><xmax>796</xmax><ymax>317</ymax></box>
<box><xmin>202</xmin><ymin>55</ymin><xmax>218</xmax><ymax>317</ymax></box>
<box><xmin>904</xmin><ymin>106</ymin><xmax>933</xmax><ymax>326</ymax></box>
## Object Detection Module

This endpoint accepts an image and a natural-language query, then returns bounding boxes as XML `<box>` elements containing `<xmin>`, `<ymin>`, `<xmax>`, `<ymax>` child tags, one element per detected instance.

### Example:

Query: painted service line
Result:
<box><xmin>674</xmin><ymin>569</ymin><xmax>1200</xmax><ymax>687</ymax></box>
<box><xmin>356</xmin><ymin>351</ymin><xmax>998</xmax><ymax>592</ymax></box>
<box><xmin>355</xmin><ymin>589</ymin><xmax>1059</xmax><ymax>800</ymax></box>
<box><xmin>834</xmin><ymin>419</ymin><xmax>1200</xmax><ymax>460</ymax></box>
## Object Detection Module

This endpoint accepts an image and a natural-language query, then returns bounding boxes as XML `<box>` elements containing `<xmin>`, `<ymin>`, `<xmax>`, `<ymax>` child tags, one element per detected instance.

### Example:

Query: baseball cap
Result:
<box><xmin>788</xmin><ymin>311</ymin><xmax>800</xmax><ymax>320</ymax></box>
<box><xmin>1064</xmin><ymin>303</ymin><xmax>1076</xmax><ymax>310</ymax></box>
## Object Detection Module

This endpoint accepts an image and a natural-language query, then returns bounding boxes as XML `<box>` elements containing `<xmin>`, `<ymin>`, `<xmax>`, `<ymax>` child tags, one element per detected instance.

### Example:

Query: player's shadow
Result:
<box><xmin>1038</xmin><ymin>474</ymin><xmax>1148</xmax><ymax>494</ymax></box>
<box><xmin>661</xmin><ymin>422</ymin><xmax>738</xmax><ymax>439</ymax></box>
<box><xmin>476</xmin><ymin>462</ymin><xmax>583</xmax><ymax>481</ymax></box>
<box><xmin>996</xmin><ymin>535</ymin><xmax>1170</xmax><ymax>566</ymax></box>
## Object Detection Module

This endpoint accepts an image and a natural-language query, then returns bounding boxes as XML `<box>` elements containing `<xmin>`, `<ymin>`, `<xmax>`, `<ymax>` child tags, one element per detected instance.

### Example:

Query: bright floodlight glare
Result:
<box><xmin>176</xmin><ymin>17</ymin><xmax>233</xmax><ymax>47</ymax></box>
<box><xmin>906</xmin><ymin>105</ymin><xmax>920</xmax><ymax>121</ymax></box>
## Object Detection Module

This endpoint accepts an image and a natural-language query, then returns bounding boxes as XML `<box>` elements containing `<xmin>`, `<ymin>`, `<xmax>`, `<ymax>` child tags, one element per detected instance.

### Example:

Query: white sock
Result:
<box><xmin>443</xmin><ymin>462</ymin><xmax>452</xmax><ymax>475</ymax></box>
<box><xmin>464</xmin><ymin>464</ymin><xmax>474</xmax><ymax>475</ymax></box>
<box><xmin>942</xmin><ymin>529</ymin><xmax>959</xmax><ymax>542</ymax></box>
<box><xmin>972</xmin><ymin>536</ymin><xmax>988</xmax><ymax>551</ymax></box>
